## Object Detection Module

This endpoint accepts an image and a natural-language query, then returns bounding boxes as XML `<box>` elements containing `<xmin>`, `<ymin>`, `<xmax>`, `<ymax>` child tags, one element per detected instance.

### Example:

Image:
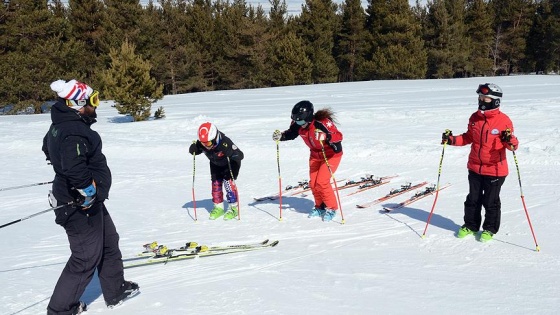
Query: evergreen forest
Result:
<box><xmin>1</xmin><ymin>0</ymin><xmax>559</xmax><ymax>115</ymax></box>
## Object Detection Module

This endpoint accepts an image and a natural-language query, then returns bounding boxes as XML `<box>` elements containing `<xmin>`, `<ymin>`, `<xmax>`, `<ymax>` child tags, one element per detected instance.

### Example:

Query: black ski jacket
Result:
<box><xmin>192</xmin><ymin>131</ymin><xmax>244</xmax><ymax>167</ymax></box>
<box><xmin>42</xmin><ymin>100</ymin><xmax>111</xmax><ymax>204</ymax></box>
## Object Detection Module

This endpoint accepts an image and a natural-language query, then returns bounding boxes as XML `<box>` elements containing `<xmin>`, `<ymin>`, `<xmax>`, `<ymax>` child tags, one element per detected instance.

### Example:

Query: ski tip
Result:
<box><xmin>269</xmin><ymin>240</ymin><xmax>280</xmax><ymax>247</ymax></box>
<box><xmin>382</xmin><ymin>207</ymin><xmax>393</xmax><ymax>212</ymax></box>
<box><xmin>262</xmin><ymin>239</ymin><xmax>269</xmax><ymax>245</ymax></box>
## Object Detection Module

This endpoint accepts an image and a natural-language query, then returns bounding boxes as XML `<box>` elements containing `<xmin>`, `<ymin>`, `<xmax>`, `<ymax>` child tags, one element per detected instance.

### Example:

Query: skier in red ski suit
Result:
<box><xmin>442</xmin><ymin>83</ymin><xmax>519</xmax><ymax>242</ymax></box>
<box><xmin>273</xmin><ymin>101</ymin><xmax>343</xmax><ymax>222</ymax></box>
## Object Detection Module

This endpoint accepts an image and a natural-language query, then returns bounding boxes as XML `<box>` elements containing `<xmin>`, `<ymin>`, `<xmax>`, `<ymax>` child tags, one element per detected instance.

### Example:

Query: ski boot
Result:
<box><xmin>457</xmin><ymin>226</ymin><xmax>475</xmax><ymax>238</ymax></box>
<box><xmin>480</xmin><ymin>230</ymin><xmax>494</xmax><ymax>242</ymax></box>
<box><xmin>209</xmin><ymin>204</ymin><xmax>225</xmax><ymax>220</ymax></box>
<box><xmin>322</xmin><ymin>209</ymin><xmax>336</xmax><ymax>222</ymax></box>
<box><xmin>223</xmin><ymin>205</ymin><xmax>238</xmax><ymax>220</ymax></box>
<box><xmin>308</xmin><ymin>207</ymin><xmax>326</xmax><ymax>218</ymax></box>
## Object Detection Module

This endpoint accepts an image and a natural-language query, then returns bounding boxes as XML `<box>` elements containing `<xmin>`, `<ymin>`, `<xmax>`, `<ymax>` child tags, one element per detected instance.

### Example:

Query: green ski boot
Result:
<box><xmin>480</xmin><ymin>230</ymin><xmax>494</xmax><ymax>242</ymax></box>
<box><xmin>209</xmin><ymin>204</ymin><xmax>225</xmax><ymax>220</ymax></box>
<box><xmin>457</xmin><ymin>226</ymin><xmax>475</xmax><ymax>238</ymax></box>
<box><xmin>223</xmin><ymin>205</ymin><xmax>238</xmax><ymax>221</ymax></box>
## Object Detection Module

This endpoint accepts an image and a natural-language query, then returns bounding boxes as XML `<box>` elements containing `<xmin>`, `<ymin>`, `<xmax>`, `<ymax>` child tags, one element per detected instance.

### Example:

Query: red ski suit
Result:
<box><xmin>450</xmin><ymin>108</ymin><xmax>519</xmax><ymax>177</ymax></box>
<box><xmin>281</xmin><ymin>118</ymin><xmax>343</xmax><ymax>210</ymax></box>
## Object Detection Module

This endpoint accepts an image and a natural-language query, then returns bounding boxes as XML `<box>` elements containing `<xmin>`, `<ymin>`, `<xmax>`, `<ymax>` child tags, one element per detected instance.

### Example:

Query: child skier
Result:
<box><xmin>189</xmin><ymin>122</ymin><xmax>244</xmax><ymax>220</ymax></box>
<box><xmin>441</xmin><ymin>83</ymin><xmax>519</xmax><ymax>242</ymax></box>
<box><xmin>272</xmin><ymin>100</ymin><xmax>343</xmax><ymax>222</ymax></box>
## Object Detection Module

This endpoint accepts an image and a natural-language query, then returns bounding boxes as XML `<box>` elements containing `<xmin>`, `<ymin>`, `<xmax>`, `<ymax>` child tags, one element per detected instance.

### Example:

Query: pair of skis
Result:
<box><xmin>356</xmin><ymin>181</ymin><xmax>429</xmax><ymax>208</ymax></box>
<box><xmin>382</xmin><ymin>183</ymin><xmax>452</xmax><ymax>212</ymax></box>
<box><xmin>124</xmin><ymin>239</ymin><xmax>279</xmax><ymax>269</ymax></box>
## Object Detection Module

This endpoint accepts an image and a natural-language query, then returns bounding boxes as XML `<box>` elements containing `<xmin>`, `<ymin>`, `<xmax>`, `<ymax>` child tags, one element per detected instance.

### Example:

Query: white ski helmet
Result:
<box><xmin>476</xmin><ymin>83</ymin><xmax>503</xmax><ymax>110</ymax></box>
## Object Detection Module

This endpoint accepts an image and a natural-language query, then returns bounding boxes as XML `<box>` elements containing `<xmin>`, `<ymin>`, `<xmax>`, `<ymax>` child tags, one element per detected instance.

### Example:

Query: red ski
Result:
<box><xmin>356</xmin><ymin>181</ymin><xmax>428</xmax><ymax>208</ymax></box>
<box><xmin>382</xmin><ymin>183</ymin><xmax>452</xmax><ymax>212</ymax></box>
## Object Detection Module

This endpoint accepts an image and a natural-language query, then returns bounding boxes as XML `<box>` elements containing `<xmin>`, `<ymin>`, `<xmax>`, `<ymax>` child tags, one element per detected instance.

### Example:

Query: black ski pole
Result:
<box><xmin>0</xmin><ymin>181</ymin><xmax>53</xmax><ymax>192</ymax></box>
<box><xmin>0</xmin><ymin>202</ymin><xmax>72</xmax><ymax>229</ymax></box>
<box><xmin>226</xmin><ymin>157</ymin><xmax>240</xmax><ymax>220</ymax></box>
<box><xmin>191</xmin><ymin>141</ymin><xmax>198</xmax><ymax>222</ymax></box>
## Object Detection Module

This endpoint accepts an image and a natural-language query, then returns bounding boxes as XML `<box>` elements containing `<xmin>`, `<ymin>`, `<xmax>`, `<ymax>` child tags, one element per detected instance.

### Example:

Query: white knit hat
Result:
<box><xmin>51</xmin><ymin>79</ymin><xmax>93</xmax><ymax>105</ymax></box>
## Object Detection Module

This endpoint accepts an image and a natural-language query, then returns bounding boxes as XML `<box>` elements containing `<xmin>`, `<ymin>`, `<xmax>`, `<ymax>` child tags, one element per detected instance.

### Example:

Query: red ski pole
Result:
<box><xmin>422</xmin><ymin>138</ymin><xmax>448</xmax><ymax>238</ymax></box>
<box><xmin>511</xmin><ymin>144</ymin><xmax>540</xmax><ymax>252</ymax></box>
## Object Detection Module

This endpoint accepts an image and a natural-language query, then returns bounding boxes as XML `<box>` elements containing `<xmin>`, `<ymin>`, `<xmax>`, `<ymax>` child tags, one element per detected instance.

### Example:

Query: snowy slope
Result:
<box><xmin>1</xmin><ymin>75</ymin><xmax>559</xmax><ymax>315</ymax></box>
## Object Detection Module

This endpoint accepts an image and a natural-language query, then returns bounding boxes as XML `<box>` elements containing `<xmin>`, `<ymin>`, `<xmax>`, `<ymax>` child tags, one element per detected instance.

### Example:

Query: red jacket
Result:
<box><xmin>450</xmin><ymin>109</ymin><xmax>518</xmax><ymax>177</ymax></box>
<box><xmin>282</xmin><ymin>118</ymin><xmax>343</xmax><ymax>160</ymax></box>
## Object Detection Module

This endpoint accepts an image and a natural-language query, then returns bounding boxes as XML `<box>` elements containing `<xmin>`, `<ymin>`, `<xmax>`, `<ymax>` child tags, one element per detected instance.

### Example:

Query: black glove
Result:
<box><xmin>189</xmin><ymin>143</ymin><xmax>201</xmax><ymax>155</ymax></box>
<box><xmin>441</xmin><ymin>129</ymin><xmax>453</xmax><ymax>145</ymax></box>
<box><xmin>501</xmin><ymin>129</ymin><xmax>512</xmax><ymax>144</ymax></box>
<box><xmin>330</xmin><ymin>141</ymin><xmax>342</xmax><ymax>153</ymax></box>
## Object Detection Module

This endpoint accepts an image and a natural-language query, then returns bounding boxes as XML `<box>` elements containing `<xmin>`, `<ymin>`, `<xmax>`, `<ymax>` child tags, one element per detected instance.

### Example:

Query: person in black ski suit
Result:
<box><xmin>43</xmin><ymin>80</ymin><xmax>138</xmax><ymax>314</ymax></box>
<box><xmin>189</xmin><ymin>122</ymin><xmax>244</xmax><ymax>220</ymax></box>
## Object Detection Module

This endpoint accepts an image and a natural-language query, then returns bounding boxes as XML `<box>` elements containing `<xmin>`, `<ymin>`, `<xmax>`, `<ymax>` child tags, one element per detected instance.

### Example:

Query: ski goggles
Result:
<box><xmin>65</xmin><ymin>90</ymin><xmax>100</xmax><ymax>108</ymax></box>
<box><xmin>201</xmin><ymin>140</ymin><xmax>214</xmax><ymax>148</ymax></box>
<box><xmin>476</xmin><ymin>84</ymin><xmax>502</xmax><ymax>98</ymax></box>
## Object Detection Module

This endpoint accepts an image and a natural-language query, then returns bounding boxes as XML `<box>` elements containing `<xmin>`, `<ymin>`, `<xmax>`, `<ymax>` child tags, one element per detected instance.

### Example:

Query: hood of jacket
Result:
<box><xmin>50</xmin><ymin>98</ymin><xmax>96</xmax><ymax>125</ymax></box>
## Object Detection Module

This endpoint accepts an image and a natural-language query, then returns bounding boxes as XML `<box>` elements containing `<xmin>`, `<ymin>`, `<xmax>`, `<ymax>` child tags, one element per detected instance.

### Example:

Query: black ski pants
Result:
<box><xmin>47</xmin><ymin>202</ymin><xmax>125</xmax><ymax>315</ymax></box>
<box><xmin>463</xmin><ymin>170</ymin><xmax>506</xmax><ymax>234</ymax></box>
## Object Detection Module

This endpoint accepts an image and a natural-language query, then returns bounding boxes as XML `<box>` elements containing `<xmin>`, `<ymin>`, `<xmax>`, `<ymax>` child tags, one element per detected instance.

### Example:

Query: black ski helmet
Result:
<box><xmin>476</xmin><ymin>83</ymin><xmax>503</xmax><ymax>110</ymax></box>
<box><xmin>291</xmin><ymin>100</ymin><xmax>314</xmax><ymax>124</ymax></box>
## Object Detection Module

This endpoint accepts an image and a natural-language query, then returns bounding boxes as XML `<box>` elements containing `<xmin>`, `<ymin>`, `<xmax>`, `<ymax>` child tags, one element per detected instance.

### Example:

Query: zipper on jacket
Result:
<box><xmin>477</xmin><ymin>115</ymin><xmax>488</xmax><ymax>174</ymax></box>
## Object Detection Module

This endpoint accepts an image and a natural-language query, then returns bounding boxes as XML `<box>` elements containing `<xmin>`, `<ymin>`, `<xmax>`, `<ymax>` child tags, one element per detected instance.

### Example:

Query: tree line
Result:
<box><xmin>1</xmin><ymin>0</ymin><xmax>559</xmax><ymax>117</ymax></box>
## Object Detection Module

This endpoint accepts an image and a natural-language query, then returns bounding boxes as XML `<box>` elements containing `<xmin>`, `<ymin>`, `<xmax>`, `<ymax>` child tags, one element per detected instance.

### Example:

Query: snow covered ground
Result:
<box><xmin>1</xmin><ymin>75</ymin><xmax>559</xmax><ymax>315</ymax></box>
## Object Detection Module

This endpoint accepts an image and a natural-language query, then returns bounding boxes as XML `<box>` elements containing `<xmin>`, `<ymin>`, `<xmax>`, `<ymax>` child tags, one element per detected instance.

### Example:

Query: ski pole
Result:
<box><xmin>0</xmin><ymin>181</ymin><xmax>53</xmax><ymax>192</ymax></box>
<box><xmin>511</xmin><ymin>143</ymin><xmax>540</xmax><ymax>252</ymax></box>
<box><xmin>422</xmin><ymin>134</ymin><xmax>449</xmax><ymax>238</ymax></box>
<box><xmin>276</xmin><ymin>140</ymin><xmax>283</xmax><ymax>221</ymax></box>
<box><xmin>191</xmin><ymin>141</ymin><xmax>198</xmax><ymax>222</ymax></box>
<box><xmin>226</xmin><ymin>157</ymin><xmax>241</xmax><ymax>220</ymax></box>
<box><xmin>0</xmin><ymin>202</ymin><xmax>72</xmax><ymax>229</ymax></box>
<box><xmin>319</xmin><ymin>140</ymin><xmax>344</xmax><ymax>224</ymax></box>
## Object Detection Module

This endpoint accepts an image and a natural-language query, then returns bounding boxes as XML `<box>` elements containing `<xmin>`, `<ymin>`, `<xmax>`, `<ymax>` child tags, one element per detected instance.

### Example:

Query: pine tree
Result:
<box><xmin>0</xmin><ymin>0</ymin><xmax>80</xmax><ymax>109</ymax></box>
<box><xmin>423</xmin><ymin>0</ymin><xmax>470</xmax><ymax>78</ymax></box>
<box><xmin>465</xmin><ymin>0</ymin><xmax>494</xmax><ymax>76</ymax></box>
<box><xmin>525</xmin><ymin>0</ymin><xmax>560</xmax><ymax>73</ymax></box>
<box><xmin>67</xmin><ymin>0</ymin><xmax>107</xmax><ymax>84</ymax></box>
<box><xmin>362</xmin><ymin>0</ymin><xmax>427</xmax><ymax>79</ymax></box>
<box><xmin>296</xmin><ymin>0</ymin><xmax>339</xmax><ymax>83</ymax></box>
<box><xmin>334</xmin><ymin>0</ymin><xmax>367</xmax><ymax>82</ymax></box>
<box><xmin>489</xmin><ymin>0</ymin><xmax>535</xmax><ymax>74</ymax></box>
<box><xmin>99</xmin><ymin>40</ymin><xmax>163</xmax><ymax>121</ymax></box>
<box><xmin>265</xmin><ymin>32</ymin><xmax>313</xmax><ymax>86</ymax></box>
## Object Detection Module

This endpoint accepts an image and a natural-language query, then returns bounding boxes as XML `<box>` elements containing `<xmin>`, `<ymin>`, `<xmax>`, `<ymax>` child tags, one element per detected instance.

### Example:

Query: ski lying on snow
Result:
<box><xmin>345</xmin><ymin>175</ymin><xmax>399</xmax><ymax>196</ymax></box>
<box><xmin>253</xmin><ymin>178</ymin><xmax>345</xmax><ymax>201</ymax></box>
<box><xmin>253</xmin><ymin>180</ymin><xmax>310</xmax><ymax>201</ymax></box>
<box><xmin>355</xmin><ymin>181</ymin><xmax>428</xmax><ymax>208</ymax></box>
<box><xmin>125</xmin><ymin>240</ymin><xmax>279</xmax><ymax>269</ymax></box>
<box><xmin>382</xmin><ymin>183</ymin><xmax>452</xmax><ymax>212</ymax></box>
<box><xmin>138</xmin><ymin>239</ymin><xmax>271</xmax><ymax>257</ymax></box>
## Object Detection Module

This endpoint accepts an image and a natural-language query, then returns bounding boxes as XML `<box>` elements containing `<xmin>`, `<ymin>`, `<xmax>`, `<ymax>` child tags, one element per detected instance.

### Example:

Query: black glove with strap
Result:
<box><xmin>189</xmin><ymin>142</ymin><xmax>202</xmax><ymax>155</ymax></box>
<box><xmin>501</xmin><ymin>129</ymin><xmax>512</xmax><ymax>145</ymax></box>
<box><xmin>441</xmin><ymin>129</ymin><xmax>453</xmax><ymax>145</ymax></box>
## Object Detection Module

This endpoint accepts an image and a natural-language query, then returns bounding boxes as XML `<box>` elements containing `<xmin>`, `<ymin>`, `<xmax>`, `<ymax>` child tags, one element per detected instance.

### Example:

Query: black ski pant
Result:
<box><xmin>463</xmin><ymin>170</ymin><xmax>506</xmax><ymax>234</ymax></box>
<box><xmin>47</xmin><ymin>202</ymin><xmax>125</xmax><ymax>314</ymax></box>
